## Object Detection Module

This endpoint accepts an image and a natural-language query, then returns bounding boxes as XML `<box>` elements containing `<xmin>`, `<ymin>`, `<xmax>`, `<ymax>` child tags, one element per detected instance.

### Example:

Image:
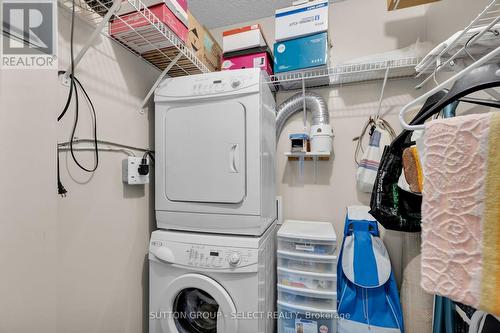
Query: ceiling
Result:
<box><xmin>188</xmin><ymin>0</ymin><xmax>342</xmax><ymax>29</ymax></box>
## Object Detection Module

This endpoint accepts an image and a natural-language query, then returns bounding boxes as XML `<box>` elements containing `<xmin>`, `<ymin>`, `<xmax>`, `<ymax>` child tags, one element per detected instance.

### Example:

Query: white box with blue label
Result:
<box><xmin>274</xmin><ymin>32</ymin><xmax>329</xmax><ymax>73</ymax></box>
<box><xmin>275</xmin><ymin>0</ymin><xmax>329</xmax><ymax>42</ymax></box>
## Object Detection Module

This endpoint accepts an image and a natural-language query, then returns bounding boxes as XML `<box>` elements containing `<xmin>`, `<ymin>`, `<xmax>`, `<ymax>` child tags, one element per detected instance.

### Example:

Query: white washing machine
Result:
<box><xmin>149</xmin><ymin>222</ymin><xmax>277</xmax><ymax>333</ymax></box>
<box><xmin>154</xmin><ymin>68</ymin><xmax>276</xmax><ymax>236</ymax></box>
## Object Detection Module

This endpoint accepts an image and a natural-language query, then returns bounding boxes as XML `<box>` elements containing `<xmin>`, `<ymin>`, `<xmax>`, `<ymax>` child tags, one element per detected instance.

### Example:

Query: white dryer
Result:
<box><xmin>149</xmin><ymin>223</ymin><xmax>277</xmax><ymax>333</ymax></box>
<box><xmin>154</xmin><ymin>68</ymin><xmax>276</xmax><ymax>236</ymax></box>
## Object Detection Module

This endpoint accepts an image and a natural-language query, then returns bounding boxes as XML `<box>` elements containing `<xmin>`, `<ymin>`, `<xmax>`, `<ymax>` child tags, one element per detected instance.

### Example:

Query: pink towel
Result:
<box><xmin>421</xmin><ymin>112</ymin><xmax>500</xmax><ymax>315</ymax></box>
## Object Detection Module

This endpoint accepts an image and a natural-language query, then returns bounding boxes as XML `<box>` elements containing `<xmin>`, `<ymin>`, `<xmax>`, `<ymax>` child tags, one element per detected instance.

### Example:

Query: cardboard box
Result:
<box><xmin>387</xmin><ymin>0</ymin><xmax>440</xmax><ymax>10</ymax></box>
<box><xmin>187</xmin><ymin>12</ymin><xmax>222</xmax><ymax>72</ymax></box>
<box><xmin>274</xmin><ymin>32</ymin><xmax>329</xmax><ymax>73</ymax></box>
<box><xmin>222</xmin><ymin>46</ymin><xmax>271</xmax><ymax>59</ymax></box>
<box><xmin>221</xmin><ymin>52</ymin><xmax>273</xmax><ymax>76</ymax></box>
<box><xmin>109</xmin><ymin>3</ymin><xmax>188</xmax><ymax>53</ymax></box>
<box><xmin>115</xmin><ymin>0</ymin><xmax>188</xmax><ymax>26</ymax></box>
<box><xmin>222</xmin><ymin>24</ymin><xmax>268</xmax><ymax>53</ymax></box>
<box><xmin>275</xmin><ymin>0</ymin><xmax>329</xmax><ymax>42</ymax></box>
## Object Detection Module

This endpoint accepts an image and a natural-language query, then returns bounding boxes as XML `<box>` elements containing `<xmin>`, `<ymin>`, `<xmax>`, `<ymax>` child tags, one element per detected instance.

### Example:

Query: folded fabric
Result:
<box><xmin>421</xmin><ymin>112</ymin><xmax>500</xmax><ymax>316</ymax></box>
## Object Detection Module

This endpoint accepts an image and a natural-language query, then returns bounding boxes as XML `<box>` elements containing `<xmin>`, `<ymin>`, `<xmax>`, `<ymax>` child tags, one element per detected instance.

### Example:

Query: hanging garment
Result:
<box><xmin>421</xmin><ymin>112</ymin><xmax>500</xmax><ymax>316</ymax></box>
<box><xmin>337</xmin><ymin>206</ymin><xmax>404</xmax><ymax>333</ymax></box>
<box><xmin>355</xmin><ymin>118</ymin><xmax>396</xmax><ymax>193</ymax></box>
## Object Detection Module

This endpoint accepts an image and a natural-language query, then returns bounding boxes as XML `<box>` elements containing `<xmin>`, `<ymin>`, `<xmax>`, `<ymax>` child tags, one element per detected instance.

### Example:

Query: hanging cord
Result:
<box><xmin>56</xmin><ymin>0</ymin><xmax>100</xmax><ymax>195</ymax></box>
<box><xmin>69</xmin><ymin>75</ymin><xmax>99</xmax><ymax>173</ymax></box>
<box><xmin>57</xmin><ymin>0</ymin><xmax>75</xmax><ymax>122</ymax></box>
<box><xmin>353</xmin><ymin>67</ymin><xmax>396</xmax><ymax>165</ymax></box>
<box><xmin>57</xmin><ymin>0</ymin><xmax>76</xmax><ymax>197</ymax></box>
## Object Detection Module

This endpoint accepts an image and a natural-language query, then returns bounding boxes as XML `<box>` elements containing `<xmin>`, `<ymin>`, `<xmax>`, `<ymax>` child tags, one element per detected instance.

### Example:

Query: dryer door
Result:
<box><xmin>160</xmin><ymin>274</ymin><xmax>238</xmax><ymax>333</ymax></box>
<box><xmin>164</xmin><ymin>101</ymin><xmax>246</xmax><ymax>204</ymax></box>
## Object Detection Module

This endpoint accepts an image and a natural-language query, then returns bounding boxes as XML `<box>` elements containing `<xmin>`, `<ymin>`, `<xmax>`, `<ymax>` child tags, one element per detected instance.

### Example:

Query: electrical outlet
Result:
<box><xmin>122</xmin><ymin>157</ymin><xmax>149</xmax><ymax>185</ymax></box>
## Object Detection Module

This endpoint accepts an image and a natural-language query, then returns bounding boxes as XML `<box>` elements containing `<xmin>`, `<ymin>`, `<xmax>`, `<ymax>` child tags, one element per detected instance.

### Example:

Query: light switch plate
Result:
<box><xmin>122</xmin><ymin>157</ymin><xmax>149</xmax><ymax>185</ymax></box>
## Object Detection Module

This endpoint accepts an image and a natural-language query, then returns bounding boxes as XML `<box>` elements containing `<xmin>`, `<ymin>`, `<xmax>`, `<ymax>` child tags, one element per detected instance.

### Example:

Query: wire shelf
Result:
<box><xmin>415</xmin><ymin>0</ymin><xmax>500</xmax><ymax>88</ymax></box>
<box><xmin>58</xmin><ymin>0</ymin><xmax>210</xmax><ymax>77</ymax></box>
<box><xmin>268</xmin><ymin>57</ymin><xmax>420</xmax><ymax>90</ymax></box>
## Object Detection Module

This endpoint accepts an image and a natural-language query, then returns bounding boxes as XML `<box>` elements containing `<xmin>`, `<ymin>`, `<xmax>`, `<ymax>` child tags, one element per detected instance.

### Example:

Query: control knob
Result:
<box><xmin>231</xmin><ymin>79</ymin><xmax>241</xmax><ymax>88</ymax></box>
<box><xmin>229</xmin><ymin>252</ymin><xmax>241</xmax><ymax>266</ymax></box>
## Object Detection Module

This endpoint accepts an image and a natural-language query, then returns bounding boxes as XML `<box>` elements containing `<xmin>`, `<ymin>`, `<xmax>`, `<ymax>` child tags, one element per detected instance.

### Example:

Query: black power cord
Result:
<box><xmin>138</xmin><ymin>151</ymin><xmax>155</xmax><ymax>176</ymax></box>
<box><xmin>57</xmin><ymin>0</ymin><xmax>99</xmax><ymax>196</ymax></box>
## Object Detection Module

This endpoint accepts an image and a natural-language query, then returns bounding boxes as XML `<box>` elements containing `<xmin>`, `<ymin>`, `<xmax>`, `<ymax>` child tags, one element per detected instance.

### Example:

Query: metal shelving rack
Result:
<box><xmin>58</xmin><ymin>0</ymin><xmax>210</xmax><ymax>107</ymax></box>
<box><xmin>415</xmin><ymin>0</ymin><xmax>500</xmax><ymax>89</ymax></box>
<box><xmin>268</xmin><ymin>57</ymin><xmax>421</xmax><ymax>90</ymax></box>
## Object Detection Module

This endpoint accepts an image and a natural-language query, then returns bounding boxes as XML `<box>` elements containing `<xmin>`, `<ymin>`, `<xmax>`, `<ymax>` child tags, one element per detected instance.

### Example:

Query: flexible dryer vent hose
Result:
<box><xmin>275</xmin><ymin>91</ymin><xmax>330</xmax><ymax>139</ymax></box>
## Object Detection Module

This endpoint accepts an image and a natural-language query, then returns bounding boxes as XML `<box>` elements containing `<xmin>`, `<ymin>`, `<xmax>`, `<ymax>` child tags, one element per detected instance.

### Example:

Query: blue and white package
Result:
<box><xmin>275</xmin><ymin>0</ymin><xmax>329</xmax><ymax>41</ymax></box>
<box><xmin>274</xmin><ymin>32</ymin><xmax>329</xmax><ymax>73</ymax></box>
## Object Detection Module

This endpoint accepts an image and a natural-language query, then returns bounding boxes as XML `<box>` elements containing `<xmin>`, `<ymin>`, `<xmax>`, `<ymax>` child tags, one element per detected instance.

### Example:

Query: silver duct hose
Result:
<box><xmin>276</xmin><ymin>91</ymin><xmax>329</xmax><ymax>139</ymax></box>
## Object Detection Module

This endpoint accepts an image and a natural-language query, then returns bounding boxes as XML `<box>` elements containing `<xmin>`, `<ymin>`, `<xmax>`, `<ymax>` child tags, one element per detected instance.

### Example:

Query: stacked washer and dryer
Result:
<box><xmin>150</xmin><ymin>68</ymin><xmax>278</xmax><ymax>333</ymax></box>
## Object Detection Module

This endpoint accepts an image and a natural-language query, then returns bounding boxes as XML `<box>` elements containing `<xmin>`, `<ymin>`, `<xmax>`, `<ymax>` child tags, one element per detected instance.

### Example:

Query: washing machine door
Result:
<box><xmin>160</xmin><ymin>274</ymin><xmax>238</xmax><ymax>333</ymax></box>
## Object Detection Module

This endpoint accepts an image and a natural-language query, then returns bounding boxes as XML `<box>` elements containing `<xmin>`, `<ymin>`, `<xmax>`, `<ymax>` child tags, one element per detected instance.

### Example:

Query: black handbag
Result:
<box><xmin>370</xmin><ymin>63</ymin><xmax>500</xmax><ymax>232</ymax></box>
<box><xmin>368</xmin><ymin>91</ymin><xmax>446</xmax><ymax>232</ymax></box>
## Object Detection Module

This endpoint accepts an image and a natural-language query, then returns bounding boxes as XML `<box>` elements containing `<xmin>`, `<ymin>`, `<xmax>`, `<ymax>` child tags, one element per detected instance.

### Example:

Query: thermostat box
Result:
<box><xmin>275</xmin><ymin>0</ymin><xmax>329</xmax><ymax>42</ymax></box>
<box><xmin>274</xmin><ymin>32</ymin><xmax>329</xmax><ymax>73</ymax></box>
<box><xmin>223</xmin><ymin>24</ymin><xmax>268</xmax><ymax>53</ymax></box>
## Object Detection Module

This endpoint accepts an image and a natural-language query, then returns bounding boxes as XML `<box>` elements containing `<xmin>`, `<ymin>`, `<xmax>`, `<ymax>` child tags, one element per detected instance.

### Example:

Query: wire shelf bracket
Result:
<box><xmin>57</xmin><ymin>0</ymin><xmax>210</xmax><ymax>104</ymax></box>
<box><xmin>415</xmin><ymin>0</ymin><xmax>500</xmax><ymax>89</ymax></box>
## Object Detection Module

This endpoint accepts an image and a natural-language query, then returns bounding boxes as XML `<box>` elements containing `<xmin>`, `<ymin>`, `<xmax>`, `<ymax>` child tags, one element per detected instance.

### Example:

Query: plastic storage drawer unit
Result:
<box><xmin>278</xmin><ymin>267</ymin><xmax>337</xmax><ymax>292</ymax></box>
<box><xmin>278</xmin><ymin>250</ymin><xmax>337</xmax><ymax>274</ymax></box>
<box><xmin>278</xmin><ymin>284</ymin><xmax>337</xmax><ymax>309</ymax></box>
<box><xmin>278</xmin><ymin>220</ymin><xmax>336</xmax><ymax>255</ymax></box>
<box><xmin>278</xmin><ymin>301</ymin><xmax>337</xmax><ymax>333</ymax></box>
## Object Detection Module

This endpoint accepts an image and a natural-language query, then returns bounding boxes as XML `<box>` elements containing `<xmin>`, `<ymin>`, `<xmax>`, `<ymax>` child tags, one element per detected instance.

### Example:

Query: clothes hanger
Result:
<box><xmin>400</xmin><ymin>46</ymin><xmax>500</xmax><ymax>130</ymax></box>
<box><xmin>401</xmin><ymin>59</ymin><xmax>500</xmax><ymax>130</ymax></box>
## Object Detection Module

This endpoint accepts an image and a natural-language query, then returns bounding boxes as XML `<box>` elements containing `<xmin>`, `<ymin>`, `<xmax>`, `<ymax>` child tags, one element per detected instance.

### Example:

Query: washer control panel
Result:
<box><xmin>186</xmin><ymin>245</ymin><xmax>256</xmax><ymax>269</ymax></box>
<box><xmin>150</xmin><ymin>240</ymin><xmax>258</xmax><ymax>270</ymax></box>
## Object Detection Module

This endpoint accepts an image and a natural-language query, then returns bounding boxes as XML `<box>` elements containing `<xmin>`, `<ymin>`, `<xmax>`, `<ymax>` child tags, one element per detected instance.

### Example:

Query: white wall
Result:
<box><xmin>210</xmin><ymin>0</ymin><xmax>491</xmax><ymax>283</ymax></box>
<box><xmin>0</xmin><ymin>5</ymin><xmax>159</xmax><ymax>333</ymax></box>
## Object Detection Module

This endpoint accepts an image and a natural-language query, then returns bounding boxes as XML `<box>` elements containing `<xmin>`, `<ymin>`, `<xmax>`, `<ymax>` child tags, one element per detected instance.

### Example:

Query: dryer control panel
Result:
<box><xmin>155</xmin><ymin>68</ymin><xmax>262</xmax><ymax>100</ymax></box>
<box><xmin>150</xmin><ymin>240</ymin><xmax>259</xmax><ymax>271</ymax></box>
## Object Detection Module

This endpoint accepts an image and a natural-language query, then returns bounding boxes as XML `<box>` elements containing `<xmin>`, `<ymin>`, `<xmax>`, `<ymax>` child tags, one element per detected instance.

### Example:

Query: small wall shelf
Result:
<box><xmin>285</xmin><ymin>152</ymin><xmax>331</xmax><ymax>161</ymax></box>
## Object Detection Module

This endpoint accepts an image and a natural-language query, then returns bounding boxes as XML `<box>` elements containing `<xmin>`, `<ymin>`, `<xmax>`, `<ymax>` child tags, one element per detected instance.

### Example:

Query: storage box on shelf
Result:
<box><xmin>115</xmin><ymin>0</ymin><xmax>188</xmax><ymax>26</ymax></box>
<box><xmin>274</xmin><ymin>32</ymin><xmax>330</xmax><ymax>74</ymax></box>
<box><xmin>187</xmin><ymin>11</ymin><xmax>223</xmax><ymax>72</ymax></box>
<box><xmin>222</xmin><ymin>25</ymin><xmax>274</xmax><ymax>74</ymax></box>
<box><xmin>277</xmin><ymin>220</ymin><xmax>338</xmax><ymax>333</ymax></box>
<box><xmin>59</xmin><ymin>0</ymin><xmax>210</xmax><ymax>78</ymax></box>
<box><xmin>275</xmin><ymin>0</ymin><xmax>329</xmax><ymax>42</ymax></box>
<box><xmin>222</xmin><ymin>51</ymin><xmax>273</xmax><ymax>75</ymax></box>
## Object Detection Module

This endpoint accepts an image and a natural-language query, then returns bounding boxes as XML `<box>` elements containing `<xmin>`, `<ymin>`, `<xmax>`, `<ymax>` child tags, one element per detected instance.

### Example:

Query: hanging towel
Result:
<box><xmin>421</xmin><ymin>112</ymin><xmax>500</xmax><ymax>316</ymax></box>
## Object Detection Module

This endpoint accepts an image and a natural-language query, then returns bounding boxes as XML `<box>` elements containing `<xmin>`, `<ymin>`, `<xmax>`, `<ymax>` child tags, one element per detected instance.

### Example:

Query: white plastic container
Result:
<box><xmin>310</xmin><ymin>124</ymin><xmax>334</xmax><ymax>153</ymax></box>
<box><xmin>278</xmin><ymin>236</ymin><xmax>335</xmax><ymax>255</ymax></box>
<box><xmin>278</xmin><ymin>267</ymin><xmax>337</xmax><ymax>292</ymax></box>
<box><xmin>278</xmin><ymin>284</ymin><xmax>337</xmax><ymax>309</ymax></box>
<box><xmin>278</xmin><ymin>250</ymin><xmax>337</xmax><ymax>274</ymax></box>
<box><xmin>278</xmin><ymin>301</ymin><xmax>337</xmax><ymax>333</ymax></box>
<box><xmin>278</xmin><ymin>220</ymin><xmax>337</xmax><ymax>255</ymax></box>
